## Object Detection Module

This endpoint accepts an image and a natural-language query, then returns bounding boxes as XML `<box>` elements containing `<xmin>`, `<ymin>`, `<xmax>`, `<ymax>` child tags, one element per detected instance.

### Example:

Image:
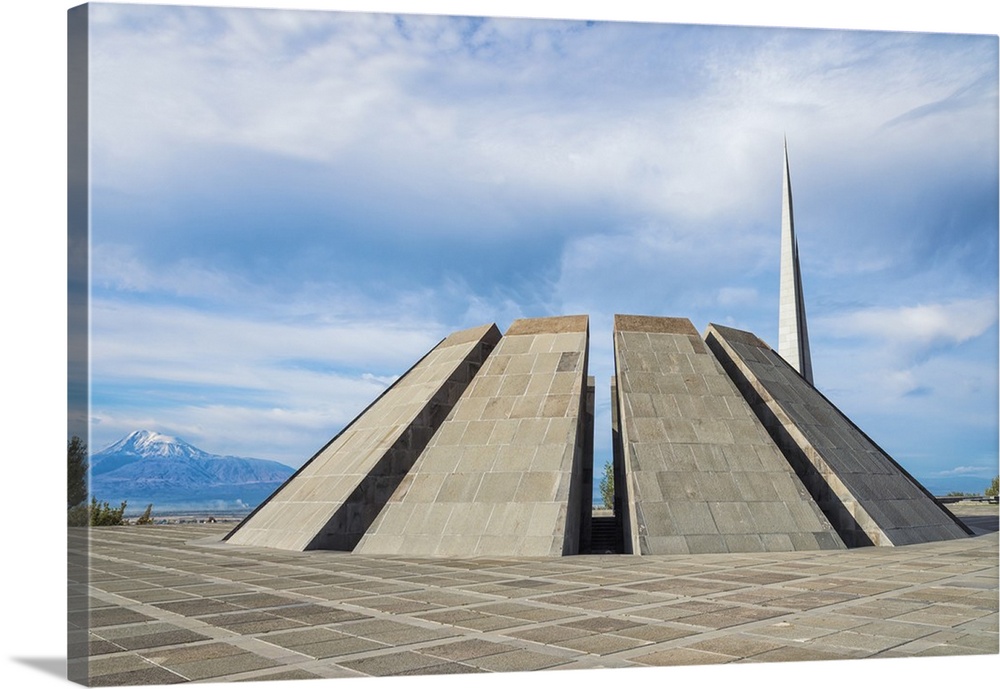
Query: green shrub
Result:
<box><xmin>90</xmin><ymin>497</ymin><xmax>128</xmax><ymax>526</ymax></box>
<box><xmin>986</xmin><ymin>476</ymin><xmax>999</xmax><ymax>499</ymax></box>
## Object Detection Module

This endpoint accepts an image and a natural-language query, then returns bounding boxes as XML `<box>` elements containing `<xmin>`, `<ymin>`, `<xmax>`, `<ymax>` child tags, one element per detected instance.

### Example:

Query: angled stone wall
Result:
<box><xmin>354</xmin><ymin>315</ymin><xmax>592</xmax><ymax>557</ymax></box>
<box><xmin>705</xmin><ymin>323</ymin><xmax>970</xmax><ymax>547</ymax></box>
<box><xmin>224</xmin><ymin>311</ymin><xmax>964</xmax><ymax>559</ymax></box>
<box><xmin>613</xmin><ymin>315</ymin><xmax>843</xmax><ymax>554</ymax></box>
<box><xmin>225</xmin><ymin>323</ymin><xmax>501</xmax><ymax>551</ymax></box>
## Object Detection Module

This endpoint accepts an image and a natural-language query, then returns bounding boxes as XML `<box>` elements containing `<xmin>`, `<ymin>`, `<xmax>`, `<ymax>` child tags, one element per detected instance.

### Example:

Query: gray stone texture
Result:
<box><xmin>613</xmin><ymin>315</ymin><xmax>843</xmax><ymax>555</ymax></box>
<box><xmin>704</xmin><ymin>322</ymin><xmax>970</xmax><ymax>547</ymax></box>
<box><xmin>355</xmin><ymin>315</ymin><xmax>591</xmax><ymax>557</ymax></box>
<box><xmin>81</xmin><ymin>505</ymin><xmax>997</xmax><ymax>684</ymax></box>
<box><xmin>225</xmin><ymin>323</ymin><xmax>501</xmax><ymax>551</ymax></box>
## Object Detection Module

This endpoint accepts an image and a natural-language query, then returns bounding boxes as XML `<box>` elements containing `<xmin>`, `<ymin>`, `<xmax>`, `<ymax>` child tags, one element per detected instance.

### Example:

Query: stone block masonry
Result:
<box><xmin>225</xmin><ymin>323</ymin><xmax>501</xmax><ymax>551</ymax></box>
<box><xmin>612</xmin><ymin>315</ymin><xmax>843</xmax><ymax>555</ymax></box>
<box><xmin>225</xmin><ymin>313</ymin><xmax>966</xmax><ymax>558</ymax></box>
<box><xmin>705</xmin><ymin>323</ymin><xmax>970</xmax><ymax>547</ymax></box>
<box><xmin>355</xmin><ymin>315</ymin><xmax>592</xmax><ymax>557</ymax></box>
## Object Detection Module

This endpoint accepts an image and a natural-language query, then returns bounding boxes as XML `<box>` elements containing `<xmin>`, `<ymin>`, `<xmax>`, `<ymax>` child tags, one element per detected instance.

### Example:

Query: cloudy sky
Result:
<box><xmin>81</xmin><ymin>1</ymin><xmax>998</xmax><ymax>492</ymax></box>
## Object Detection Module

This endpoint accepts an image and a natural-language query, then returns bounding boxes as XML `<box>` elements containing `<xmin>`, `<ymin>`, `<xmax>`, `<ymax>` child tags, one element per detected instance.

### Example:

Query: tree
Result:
<box><xmin>599</xmin><ymin>460</ymin><xmax>615</xmax><ymax>510</ymax></box>
<box><xmin>136</xmin><ymin>504</ymin><xmax>154</xmax><ymax>525</ymax></box>
<box><xmin>68</xmin><ymin>436</ymin><xmax>90</xmax><ymax>526</ymax></box>
<box><xmin>986</xmin><ymin>476</ymin><xmax>999</xmax><ymax>499</ymax></box>
<box><xmin>68</xmin><ymin>502</ymin><xmax>89</xmax><ymax>527</ymax></box>
<box><xmin>67</xmin><ymin>436</ymin><xmax>88</xmax><ymax>509</ymax></box>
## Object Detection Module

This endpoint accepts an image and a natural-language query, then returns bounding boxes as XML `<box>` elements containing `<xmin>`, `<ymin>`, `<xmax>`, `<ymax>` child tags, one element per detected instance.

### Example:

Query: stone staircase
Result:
<box><xmin>589</xmin><ymin>515</ymin><xmax>621</xmax><ymax>554</ymax></box>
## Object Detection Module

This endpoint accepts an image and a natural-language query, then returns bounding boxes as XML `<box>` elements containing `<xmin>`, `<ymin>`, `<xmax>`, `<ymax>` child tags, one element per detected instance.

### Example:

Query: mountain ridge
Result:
<box><xmin>90</xmin><ymin>430</ymin><xmax>296</xmax><ymax>512</ymax></box>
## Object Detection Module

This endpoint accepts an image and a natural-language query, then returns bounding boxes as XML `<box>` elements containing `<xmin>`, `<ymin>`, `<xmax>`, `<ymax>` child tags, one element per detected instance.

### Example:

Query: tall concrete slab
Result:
<box><xmin>225</xmin><ymin>323</ymin><xmax>501</xmax><ymax>551</ymax></box>
<box><xmin>778</xmin><ymin>140</ymin><xmax>814</xmax><ymax>384</ymax></box>
<box><xmin>613</xmin><ymin>315</ymin><xmax>843</xmax><ymax>555</ymax></box>
<box><xmin>705</xmin><ymin>323</ymin><xmax>971</xmax><ymax>547</ymax></box>
<box><xmin>355</xmin><ymin>315</ymin><xmax>592</xmax><ymax>557</ymax></box>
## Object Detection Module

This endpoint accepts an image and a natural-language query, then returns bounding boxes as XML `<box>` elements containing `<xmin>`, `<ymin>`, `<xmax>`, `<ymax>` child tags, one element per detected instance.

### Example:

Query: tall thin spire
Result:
<box><xmin>778</xmin><ymin>139</ymin><xmax>814</xmax><ymax>384</ymax></box>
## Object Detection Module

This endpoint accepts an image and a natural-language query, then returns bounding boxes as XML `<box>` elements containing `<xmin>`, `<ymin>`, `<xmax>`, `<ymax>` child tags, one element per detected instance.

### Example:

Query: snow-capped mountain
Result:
<box><xmin>90</xmin><ymin>430</ymin><xmax>296</xmax><ymax>512</ymax></box>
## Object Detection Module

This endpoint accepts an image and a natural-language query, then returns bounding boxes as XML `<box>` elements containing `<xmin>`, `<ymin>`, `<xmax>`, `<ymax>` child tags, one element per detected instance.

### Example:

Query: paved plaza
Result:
<box><xmin>72</xmin><ymin>505</ymin><xmax>998</xmax><ymax>685</ymax></box>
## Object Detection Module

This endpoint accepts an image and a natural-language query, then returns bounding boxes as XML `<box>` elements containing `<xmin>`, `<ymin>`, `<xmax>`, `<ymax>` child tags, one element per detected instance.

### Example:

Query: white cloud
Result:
<box><xmin>90</xmin><ymin>297</ymin><xmax>443</xmax><ymax>380</ymax></box>
<box><xmin>87</xmin><ymin>7</ymin><xmax>996</xmax><ymax>246</ymax></box>
<box><xmin>932</xmin><ymin>465</ymin><xmax>998</xmax><ymax>477</ymax></box>
<box><xmin>93</xmin><ymin>243</ymin><xmax>252</xmax><ymax>300</ymax></box>
<box><xmin>825</xmin><ymin>297</ymin><xmax>997</xmax><ymax>349</ymax></box>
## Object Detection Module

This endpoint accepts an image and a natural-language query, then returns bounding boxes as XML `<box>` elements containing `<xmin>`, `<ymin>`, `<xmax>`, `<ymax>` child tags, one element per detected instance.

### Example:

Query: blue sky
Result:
<box><xmin>81</xmin><ymin>2</ymin><xmax>999</xmax><ymax>493</ymax></box>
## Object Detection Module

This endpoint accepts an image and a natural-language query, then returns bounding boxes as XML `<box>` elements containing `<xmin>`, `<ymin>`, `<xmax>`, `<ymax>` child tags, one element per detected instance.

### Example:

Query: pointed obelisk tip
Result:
<box><xmin>778</xmin><ymin>139</ymin><xmax>814</xmax><ymax>385</ymax></box>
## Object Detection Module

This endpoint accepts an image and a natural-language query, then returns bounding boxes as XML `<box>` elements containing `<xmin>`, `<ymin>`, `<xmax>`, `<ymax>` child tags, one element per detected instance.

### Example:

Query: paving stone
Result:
<box><xmin>109</xmin><ymin>628</ymin><xmax>213</xmax><ymax>651</ymax></box>
<box><xmin>89</xmin><ymin>666</ymin><xmax>188</xmax><ymax>686</ymax></box>
<box><xmin>350</xmin><ymin>596</ymin><xmax>442</xmax><ymax>614</ymax></box>
<box><xmin>762</xmin><ymin>591</ymin><xmax>859</xmax><ymax>611</ymax></box>
<box><xmin>89</xmin><ymin>606</ymin><xmax>156</xmax><ymax>628</ymax></box>
<box><xmin>395</xmin><ymin>662</ymin><xmax>485</xmax><ymax>675</ymax></box>
<box><xmin>503</xmin><ymin>624</ymin><xmax>593</xmax><ymax>644</ymax></box>
<box><xmin>676</xmin><ymin>606</ymin><xmax>784</xmax><ymax>628</ymax></box>
<box><xmin>685</xmin><ymin>634</ymin><xmax>785</xmax><ymax>658</ymax></box>
<box><xmin>88</xmin><ymin>639</ymin><xmax>126</xmax><ymax>655</ymax></box>
<box><xmin>259</xmin><ymin>627</ymin><xmax>348</xmax><ymax>649</ymax></box>
<box><xmin>894</xmin><ymin>604</ymin><xmax>991</xmax><ymax>626</ymax></box>
<box><xmin>451</xmin><ymin>614</ymin><xmax>527</xmax><ymax>632</ymax></box>
<box><xmin>175</xmin><ymin>583</ymin><xmax>251</xmax><ymax>596</ymax></box>
<box><xmin>275</xmin><ymin>605</ymin><xmax>367</xmax><ymax>625</ymax></box>
<box><xmin>78</xmin><ymin>516</ymin><xmax>998</xmax><ymax>683</ymax></box>
<box><xmin>336</xmin><ymin>650</ymin><xmax>453</xmax><ymax>676</ymax></box>
<box><xmin>562</xmin><ymin>616</ymin><xmax>642</xmax><ymax>633</ymax></box>
<box><xmin>201</xmin><ymin>612</ymin><xmax>302</xmax><ymax>634</ymax></box>
<box><xmin>610</xmin><ymin>624</ymin><xmax>697</xmax><ymax>643</ymax></box>
<box><xmin>849</xmin><ymin>620</ymin><xmax>942</xmax><ymax>640</ymax></box>
<box><xmin>233</xmin><ymin>668</ymin><xmax>324</xmax><ymax>681</ymax></box>
<box><xmin>632</xmin><ymin>646</ymin><xmax>734</xmax><ymax>666</ymax></box>
<box><xmin>552</xmin><ymin>633</ymin><xmax>651</xmax><ymax>655</ymax></box>
<box><xmin>750</xmin><ymin>621</ymin><xmax>838</xmax><ymax>642</ymax></box>
<box><xmin>166</xmin><ymin>652</ymin><xmax>282</xmax><ymax>680</ymax></box>
<box><xmin>415</xmin><ymin>609</ymin><xmax>483</xmax><ymax>626</ymax></box>
<box><xmin>88</xmin><ymin>653</ymin><xmax>157</xmax><ymax>676</ymax></box>
<box><xmin>421</xmin><ymin>639</ymin><xmax>522</xmax><ymax>661</ymax></box>
<box><xmin>140</xmin><ymin>641</ymin><xmax>248</xmax><ymax>665</ymax></box>
<box><xmin>817</xmin><ymin>629</ymin><xmax>914</xmax><ymax>653</ymax></box>
<box><xmin>153</xmin><ymin>598</ymin><xmax>244</xmax><ymax>616</ymax></box>
<box><xmin>293</xmin><ymin>636</ymin><xmax>388</xmax><ymax>658</ymax></box>
<box><xmin>740</xmin><ymin>645</ymin><xmax>864</xmax><ymax>663</ymax></box>
<box><xmin>118</xmin><ymin>588</ymin><xmax>200</xmax><ymax>604</ymax></box>
<box><xmin>464</xmin><ymin>649</ymin><xmax>570</xmax><ymax>672</ymax></box>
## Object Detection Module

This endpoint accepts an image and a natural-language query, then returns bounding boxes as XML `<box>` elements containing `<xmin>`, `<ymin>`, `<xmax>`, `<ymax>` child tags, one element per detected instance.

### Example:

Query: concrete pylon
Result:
<box><xmin>354</xmin><ymin>315</ymin><xmax>592</xmax><ymax>557</ymax></box>
<box><xmin>611</xmin><ymin>315</ymin><xmax>843</xmax><ymax>555</ymax></box>
<box><xmin>705</xmin><ymin>323</ymin><xmax>971</xmax><ymax>547</ymax></box>
<box><xmin>224</xmin><ymin>323</ymin><xmax>501</xmax><ymax>551</ymax></box>
<box><xmin>778</xmin><ymin>140</ymin><xmax>814</xmax><ymax>384</ymax></box>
